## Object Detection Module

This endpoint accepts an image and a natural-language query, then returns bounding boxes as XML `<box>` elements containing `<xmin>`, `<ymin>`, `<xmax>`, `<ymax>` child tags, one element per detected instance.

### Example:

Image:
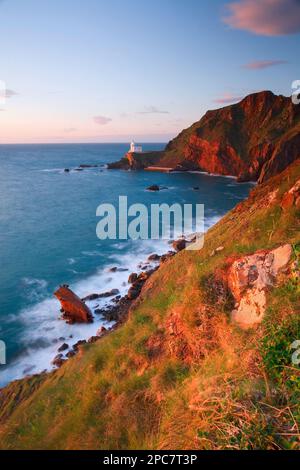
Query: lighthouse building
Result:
<box><xmin>129</xmin><ymin>141</ymin><xmax>143</xmax><ymax>153</ymax></box>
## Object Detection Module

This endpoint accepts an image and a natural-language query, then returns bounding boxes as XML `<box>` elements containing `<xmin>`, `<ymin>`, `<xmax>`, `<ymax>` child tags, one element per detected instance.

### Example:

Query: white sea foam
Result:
<box><xmin>21</xmin><ymin>277</ymin><xmax>49</xmax><ymax>302</ymax></box>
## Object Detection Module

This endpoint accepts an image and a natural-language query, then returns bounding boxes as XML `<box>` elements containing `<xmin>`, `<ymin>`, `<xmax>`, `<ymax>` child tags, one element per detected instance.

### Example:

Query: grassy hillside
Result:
<box><xmin>0</xmin><ymin>160</ymin><xmax>299</xmax><ymax>450</ymax></box>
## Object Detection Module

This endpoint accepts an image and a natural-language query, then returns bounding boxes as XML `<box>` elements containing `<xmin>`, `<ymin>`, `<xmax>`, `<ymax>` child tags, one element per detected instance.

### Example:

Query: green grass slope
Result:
<box><xmin>0</xmin><ymin>160</ymin><xmax>299</xmax><ymax>450</ymax></box>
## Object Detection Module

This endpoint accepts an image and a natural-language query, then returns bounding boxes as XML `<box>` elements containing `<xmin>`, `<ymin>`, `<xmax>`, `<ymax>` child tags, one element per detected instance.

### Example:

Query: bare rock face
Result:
<box><xmin>54</xmin><ymin>286</ymin><xmax>93</xmax><ymax>324</ymax></box>
<box><xmin>281</xmin><ymin>178</ymin><xmax>300</xmax><ymax>210</ymax></box>
<box><xmin>227</xmin><ymin>244</ymin><xmax>292</xmax><ymax>328</ymax></box>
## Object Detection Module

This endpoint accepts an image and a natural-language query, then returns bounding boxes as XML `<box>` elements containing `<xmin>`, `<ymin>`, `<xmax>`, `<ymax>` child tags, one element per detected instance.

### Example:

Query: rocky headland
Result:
<box><xmin>108</xmin><ymin>91</ymin><xmax>300</xmax><ymax>184</ymax></box>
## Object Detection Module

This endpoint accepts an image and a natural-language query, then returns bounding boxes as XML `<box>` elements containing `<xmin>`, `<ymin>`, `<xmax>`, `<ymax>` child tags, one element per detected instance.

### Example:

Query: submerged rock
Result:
<box><xmin>79</xmin><ymin>164</ymin><xmax>98</xmax><ymax>168</ymax></box>
<box><xmin>109</xmin><ymin>266</ymin><xmax>128</xmax><ymax>273</ymax></box>
<box><xmin>147</xmin><ymin>184</ymin><xmax>160</xmax><ymax>191</ymax></box>
<box><xmin>54</xmin><ymin>286</ymin><xmax>93</xmax><ymax>324</ymax></box>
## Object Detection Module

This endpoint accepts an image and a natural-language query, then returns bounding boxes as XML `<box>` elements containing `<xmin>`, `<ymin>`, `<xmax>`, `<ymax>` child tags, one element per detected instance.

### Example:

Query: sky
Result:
<box><xmin>0</xmin><ymin>0</ymin><xmax>300</xmax><ymax>143</ymax></box>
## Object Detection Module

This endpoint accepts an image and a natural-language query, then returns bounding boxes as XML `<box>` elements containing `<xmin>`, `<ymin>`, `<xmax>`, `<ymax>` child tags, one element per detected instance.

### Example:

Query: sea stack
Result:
<box><xmin>54</xmin><ymin>286</ymin><xmax>93</xmax><ymax>324</ymax></box>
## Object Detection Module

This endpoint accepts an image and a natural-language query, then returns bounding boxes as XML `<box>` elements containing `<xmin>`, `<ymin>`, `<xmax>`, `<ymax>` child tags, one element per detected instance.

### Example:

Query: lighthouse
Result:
<box><xmin>129</xmin><ymin>141</ymin><xmax>143</xmax><ymax>153</ymax></box>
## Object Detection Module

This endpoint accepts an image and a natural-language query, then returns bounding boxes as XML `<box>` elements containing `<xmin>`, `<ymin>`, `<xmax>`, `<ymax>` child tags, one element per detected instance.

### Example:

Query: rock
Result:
<box><xmin>127</xmin><ymin>286</ymin><xmax>140</xmax><ymax>300</ymax></box>
<box><xmin>148</xmin><ymin>254</ymin><xmax>161</xmax><ymax>261</ymax></box>
<box><xmin>52</xmin><ymin>354</ymin><xmax>65</xmax><ymax>368</ymax></box>
<box><xmin>147</xmin><ymin>184</ymin><xmax>160</xmax><ymax>191</ymax></box>
<box><xmin>172</xmin><ymin>238</ymin><xmax>186</xmax><ymax>252</ymax></box>
<box><xmin>109</xmin><ymin>288</ymin><xmax>120</xmax><ymax>296</ymax></box>
<box><xmin>73</xmin><ymin>340</ymin><xmax>87</xmax><ymax>351</ymax></box>
<box><xmin>79</xmin><ymin>164</ymin><xmax>98</xmax><ymax>168</ymax></box>
<box><xmin>108</xmin><ymin>266</ymin><xmax>128</xmax><ymax>272</ymax></box>
<box><xmin>96</xmin><ymin>326</ymin><xmax>107</xmax><ymax>336</ymax></box>
<box><xmin>81</xmin><ymin>289</ymin><xmax>119</xmax><ymax>301</ymax></box>
<box><xmin>228</xmin><ymin>244</ymin><xmax>292</xmax><ymax>328</ymax></box>
<box><xmin>81</xmin><ymin>293</ymin><xmax>101</xmax><ymax>301</ymax></box>
<box><xmin>94</xmin><ymin>308</ymin><xmax>103</xmax><ymax>315</ymax></box>
<box><xmin>54</xmin><ymin>286</ymin><xmax>93</xmax><ymax>324</ymax></box>
<box><xmin>128</xmin><ymin>273</ymin><xmax>138</xmax><ymax>284</ymax></box>
<box><xmin>137</xmin><ymin>271</ymin><xmax>150</xmax><ymax>282</ymax></box>
<box><xmin>87</xmin><ymin>336</ymin><xmax>101</xmax><ymax>344</ymax></box>
<box><xmin>66</xmin><ymin>350</ymin><xmax>76</xmax><ymax>358</ymax></box>
<box><xmin>161</xmin><ymin>251</ymin><xmax>176</xmax><ymax>262</ymax></box>
<box><xmin>109</xmin><ymin>266</ymin><xmax>118</xmax><ymax>272</ymax></box>
<box><xmin>98</xmin><ymin>288</ymin><xmax>120</xmax><ymax>298</ymax></box>
<box><xmin>57</xmin><ymin>343</ymin><xmax>69</xmax><ymax>352</ymax></box>
<box><xmin>281</xmin><ymin>179</ymin><xmax>300</xmax><ymax>210</ymax></box>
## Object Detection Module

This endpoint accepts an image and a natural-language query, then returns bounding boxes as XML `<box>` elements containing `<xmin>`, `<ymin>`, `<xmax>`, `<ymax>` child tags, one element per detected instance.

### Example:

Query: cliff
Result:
<box><xmin>0</xmin><ymin>159</ymin><xmax>299</xmax><ymax>450</ymax></box>
<box><xmin>109</xmin><ymin>91</ymin><xmax>300</xmax><ymax>183</ymax></box>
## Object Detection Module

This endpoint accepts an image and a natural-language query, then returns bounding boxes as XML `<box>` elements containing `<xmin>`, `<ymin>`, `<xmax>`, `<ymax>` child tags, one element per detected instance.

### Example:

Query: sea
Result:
<box><xmin>0</xmin><ymin>143</ymin><xmax>254</xmax><ymax>386</ymax></box>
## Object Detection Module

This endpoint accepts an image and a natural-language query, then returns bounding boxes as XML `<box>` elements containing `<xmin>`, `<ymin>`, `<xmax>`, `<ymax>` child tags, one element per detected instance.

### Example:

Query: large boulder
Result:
<box><xmin>227</xmin><ymin>244</ymin><xmax>292</xmax><ymax>328</ymax></box>
<box><xmin>54</xmin><ymin>286</ymin><xmax>93</xmax><ymax>324</ymax></box>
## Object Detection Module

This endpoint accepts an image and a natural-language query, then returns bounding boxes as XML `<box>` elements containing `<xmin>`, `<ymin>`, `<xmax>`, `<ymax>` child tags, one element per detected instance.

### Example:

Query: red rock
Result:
<box><xmin>54</xmin><ymin>286</ymin><xmax>93</xmax><ymax>324</ymax></box>
<box><xmin>281</xmin><ymin>192</ymin><xmax>295</xmax><ymax>210</ymax></box>
<box><xmin>172</xmin><ymin>239</ymin><xmax>186</xmax><ymax>252</ymax></box>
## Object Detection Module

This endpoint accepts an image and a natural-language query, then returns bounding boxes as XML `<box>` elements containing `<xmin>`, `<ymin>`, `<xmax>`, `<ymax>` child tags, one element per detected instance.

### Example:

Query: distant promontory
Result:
<box><xmin>108</xmin><ymin>91</ymin><xmax>300</xmax><ymax>183</ymax></box>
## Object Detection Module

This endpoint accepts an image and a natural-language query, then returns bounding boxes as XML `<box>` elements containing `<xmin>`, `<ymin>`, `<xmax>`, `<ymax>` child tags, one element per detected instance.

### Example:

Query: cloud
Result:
<box><xmin>64</xmin><ymin>127</ymin><xmax>77</xmax><ymax>133</ymax></box>
<box><xmin>213</xmin><ymin>93</ymin><xmax>244</xmax><ymax>104</ymax></box>
<box><xmin>243</xmin><ymin>59</ymin><xmax>288</xmax><ymax>69</ymax></box>
<box><xmin>93</xmin><ymin>115</ymin><xmax>112</xmax><ymax>125</ymax></box>
<box><xmin>223</xmin><ymin>0</ymin><xmax>300</xmax><ymax>36</ymax></box>
<box><xmin>137</xmin><ymin>106</ymin><xmax>169</xmax><ymax>115</ymax></box>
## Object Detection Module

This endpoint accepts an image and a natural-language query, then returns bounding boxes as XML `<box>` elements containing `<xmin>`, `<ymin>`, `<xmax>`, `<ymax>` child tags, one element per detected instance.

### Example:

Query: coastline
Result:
<box><xmin>0</xmin><ymin>212</ymin><xmax>222</xmax><ymax>388</ymax></box>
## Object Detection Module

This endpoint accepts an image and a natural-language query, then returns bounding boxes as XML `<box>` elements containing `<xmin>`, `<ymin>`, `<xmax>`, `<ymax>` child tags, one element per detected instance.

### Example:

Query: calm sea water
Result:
<box><xmin>0</xmin><ymin>143</ymin><xmax>253</xmax><ymax>386</ymax></box>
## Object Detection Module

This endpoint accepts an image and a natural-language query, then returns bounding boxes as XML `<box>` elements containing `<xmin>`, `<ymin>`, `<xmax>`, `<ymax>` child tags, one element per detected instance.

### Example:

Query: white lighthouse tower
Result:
<box><xmin>129</xmin><ymin>141</ymin><xmax>142</xmax><ymax>153</ymax></box>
